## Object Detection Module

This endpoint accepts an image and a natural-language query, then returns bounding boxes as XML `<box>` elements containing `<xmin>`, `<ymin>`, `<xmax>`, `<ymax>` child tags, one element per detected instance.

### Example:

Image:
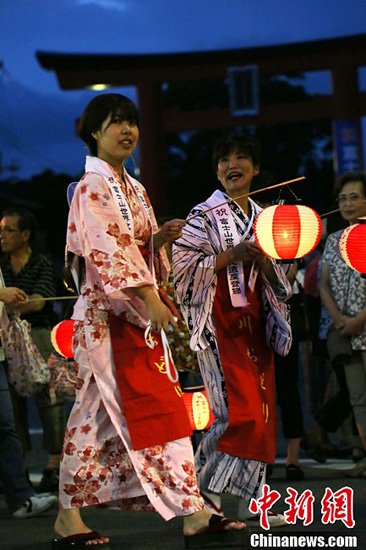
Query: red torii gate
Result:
<box><xmin>37</xmin><ymin>34</ymin><xmax>366</xmax><ymax>210</ymax></box>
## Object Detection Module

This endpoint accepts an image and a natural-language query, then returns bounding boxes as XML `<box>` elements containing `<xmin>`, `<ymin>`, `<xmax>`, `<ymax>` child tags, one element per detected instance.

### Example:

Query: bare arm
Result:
<box><xmin>319</xmin><ymin>261</ymin><xmax>345</xmax><ymax>329</ymax></box>
<box><xmin>320</xmin><ymin>258</ymin><xmax>366</xmax><ymax>335</ymax></box>
<box><xmin>341</xmin><ymin>311</ymin><xmax>366</xmax><ymax>335</ymax></box>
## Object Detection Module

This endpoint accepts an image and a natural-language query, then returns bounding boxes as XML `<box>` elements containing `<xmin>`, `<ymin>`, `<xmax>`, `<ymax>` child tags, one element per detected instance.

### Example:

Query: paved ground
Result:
<box><xmin>1</xmin><ymin>445</ymin><xmax>366</xmax><ymax>550</ymax></box>
<box><xmin>1</xmin><ymin>390</ymin><xmax>365</xmax><ymax>549</ymax></box>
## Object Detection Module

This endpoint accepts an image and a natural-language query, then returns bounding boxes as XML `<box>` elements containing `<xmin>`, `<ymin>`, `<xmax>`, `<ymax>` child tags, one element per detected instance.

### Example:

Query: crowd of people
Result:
<box><xmin>1</xmin><ymin>92</ymin><xmax>366</xmax><ymax>548</ymax></box>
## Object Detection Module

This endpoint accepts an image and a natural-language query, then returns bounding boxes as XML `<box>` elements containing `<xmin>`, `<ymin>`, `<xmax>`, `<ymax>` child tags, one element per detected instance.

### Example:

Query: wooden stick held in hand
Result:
<box><xmin>25</xmin><ymin>295</ymin><xmax>79</xmax><ymax>303</ymax></box>
<box><xmin>186</xmin><ymin>176</ymin><xmax>306</xmax><ymax>221</ymax></box>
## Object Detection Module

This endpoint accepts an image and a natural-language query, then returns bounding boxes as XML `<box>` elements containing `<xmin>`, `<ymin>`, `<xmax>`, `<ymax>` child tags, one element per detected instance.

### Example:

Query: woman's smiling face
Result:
<box><xmin>216</xmin><ymin>149</ymin><xmax>259</xmax><ymax>198</ymax></box>
<box><xmin>92</xmin><ymin>111</ymin><xmax>139</xmax><ymax>167</ymax></box>
<box><xmin>338</xmin><ymin>180</ymin><xmax>366</xmax><ymax>225</ymax></box>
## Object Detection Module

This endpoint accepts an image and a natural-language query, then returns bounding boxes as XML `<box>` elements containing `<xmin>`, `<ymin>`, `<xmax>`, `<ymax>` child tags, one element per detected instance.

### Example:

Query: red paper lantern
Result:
<box><xmin>254</xmin><ymin>204</ymin><xmax>322</xmax><ymax>260</ymax></box>
<box><xmin>182</xmin><ymin>389</ymin><xmax>214</xmax><ymax>431</ymax></box>
<box><xmin>339</xmin><ymin>218</ymin><xmax>366</xmax><ymax>275</ymax></box>
<box><xmin>51</xmin><ymin>320</ymin><xmax>75</xmax><ymax>359</ymax></box>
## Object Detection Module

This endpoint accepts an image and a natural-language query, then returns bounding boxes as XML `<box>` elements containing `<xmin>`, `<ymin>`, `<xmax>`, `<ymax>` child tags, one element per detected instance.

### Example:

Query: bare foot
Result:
<box><xmin>54</xmin><ymin>508</ymin><xmax>110</xmax><ymax>545</ymax></box>
<box><xmin>183</xmin><ymin>508</ymin><xmax>245</xmax><ymax>536</ymax></box>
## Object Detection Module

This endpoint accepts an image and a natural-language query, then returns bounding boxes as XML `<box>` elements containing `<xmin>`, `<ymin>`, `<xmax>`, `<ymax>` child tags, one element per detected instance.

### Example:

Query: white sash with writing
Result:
<box><xmin>207</xmin><ymin>190</ymin><xmax>258</xmax><ymax>308</ymax></box>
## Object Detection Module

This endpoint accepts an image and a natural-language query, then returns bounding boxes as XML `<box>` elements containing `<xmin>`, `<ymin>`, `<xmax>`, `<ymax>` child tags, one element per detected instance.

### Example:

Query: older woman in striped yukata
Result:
<box><xmin>173</xmin><ymin>134</ymin><xmax>292</xmax><ymax>527</ymax></box>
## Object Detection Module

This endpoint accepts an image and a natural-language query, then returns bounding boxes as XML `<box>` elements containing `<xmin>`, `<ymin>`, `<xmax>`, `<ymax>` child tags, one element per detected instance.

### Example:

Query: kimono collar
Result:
<box><xmin>85</xmin><ymin>156</ymin><xmax>122</xmax><ymax>180</ymax></box>
<box><xmin>84</xmin><ymin>156</ymin><xmax>150</xmax><ymax>236</ymax></box>
<box><xmin>207</xmin><ymin>189</ymin><xmax>259</xmax><ymax>307</ymax></box>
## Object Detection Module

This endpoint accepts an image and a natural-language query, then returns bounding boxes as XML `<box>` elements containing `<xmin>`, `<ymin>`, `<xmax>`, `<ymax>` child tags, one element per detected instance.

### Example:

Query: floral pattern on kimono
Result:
<box><xmin>60</xmin><ymin>156</ymin><xmax>204</xmax><ymax>520</ymax></box>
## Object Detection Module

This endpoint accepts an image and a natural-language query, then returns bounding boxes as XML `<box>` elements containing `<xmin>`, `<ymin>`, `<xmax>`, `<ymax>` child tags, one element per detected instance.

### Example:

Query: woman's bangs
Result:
<box><xmin>114</xmin><ymin>102</ymin><xmax>139</xmax><ymax>125</ymax></box>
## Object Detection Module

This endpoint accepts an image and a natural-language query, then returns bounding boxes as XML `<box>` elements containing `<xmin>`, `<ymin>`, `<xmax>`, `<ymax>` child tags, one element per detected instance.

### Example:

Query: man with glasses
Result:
<box><xmin>0</xmin><ymin>207</ymin><xmax>65</xmax><ymax>494</ymax></box>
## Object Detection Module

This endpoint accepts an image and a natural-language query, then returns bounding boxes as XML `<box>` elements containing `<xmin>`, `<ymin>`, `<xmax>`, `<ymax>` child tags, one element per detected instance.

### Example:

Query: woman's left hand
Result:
<box><xmin>144</xmin><ymin>291</ymin><xmax>178</xmax><ymax>333</ymax></box>
<box><xmin>245</xmin><ymin>241</ymin><xmax>269</xmax><ymax>267</ymax></box>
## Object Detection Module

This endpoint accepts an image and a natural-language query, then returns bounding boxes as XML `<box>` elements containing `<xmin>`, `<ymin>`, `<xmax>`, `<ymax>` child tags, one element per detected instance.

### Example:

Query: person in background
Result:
<box><xmin>253</xmin><ymin>195</ymin><xmax>306</xmax><ymax>481</ymax></box>
<box><xmin>301</xmin><ymin>245</ymin><xmax>362</xmax><ymax>464</ymax></box>
<box><xmin>304</xmin><ymin>246</ymin><xmax>330</xmax><ymax>438</ymax></box>
<box><xmin>0</xmin><ymin>286</ymin><xmax>58</xmax><ymax>518</ymax></box>
<box><xmin>274</xmin><ymin>260</ymin><xmax>305</xmax><ymax>481</ymax></box>
<box><xmin>0</xmin><ymin>207</ymin><xmax>66</xmax><ymax>493</ymax></box>
<box><xmin>53</xmin><ymin>94</ymin><xmax>244</xmax><ymax>547</ymax></box>
<box><xmin>173</xmin><ymin>133</ymin><xmax>292</xmax><ymax>527</ymax></box>
<box><xmin>299</xmin><ymin>247</ymin><xmax>332</xmax><ymax>464</ymax></box>
<box><xmin>319</xmin><ymin>171</ymin><xmax>366</xmax><ymax>477</ymax></box>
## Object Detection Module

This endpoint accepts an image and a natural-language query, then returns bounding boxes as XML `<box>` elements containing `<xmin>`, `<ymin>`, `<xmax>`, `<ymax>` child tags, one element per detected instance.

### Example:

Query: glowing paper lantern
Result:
<box><xmin>339</xmin><ymin>218</ymin><xmax>366</xmax><ymax>275</ymax></box>
<box><xmin>51</xmin><ymin>320</ymin><xmax>75</xmax><ymax>359</ymax></box>
<box><xmin>182</xmin><ymin>389</ymin><xmax>214</xmax><ymax>431</ymax></box>
<box><xmin>254</xmin><ymin>204</ymin><xmax>322</xmax><ymax>260</ymax></box>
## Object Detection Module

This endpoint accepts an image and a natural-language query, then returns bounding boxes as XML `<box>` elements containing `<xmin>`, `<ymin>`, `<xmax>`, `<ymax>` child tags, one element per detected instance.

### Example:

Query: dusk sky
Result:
<box><xmin>1</xmin><ymin>0</ymin><xmax>366</xmax><ymax>179</ymax></box>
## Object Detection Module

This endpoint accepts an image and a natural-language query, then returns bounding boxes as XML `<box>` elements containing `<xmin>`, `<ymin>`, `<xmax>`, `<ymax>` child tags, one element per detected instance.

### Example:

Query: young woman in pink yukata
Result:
<box><xmin>52</xmin><ymin>94</ymin><xmax>245</xmax><ymax>548</ymax></box>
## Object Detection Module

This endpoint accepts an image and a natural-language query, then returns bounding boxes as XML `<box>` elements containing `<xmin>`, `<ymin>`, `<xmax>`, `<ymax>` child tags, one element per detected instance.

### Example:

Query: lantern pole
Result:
<box><xmin>26</xmin><ymin>295</ymin><xmax>78</xmax><ymax>303</ymax></box>
<box><xmin>319</xmin><ymin>207</ymin><xmax>340</xmax><ymax>219</ymax></box>
<box><xmin>187</xmin><ymin>176</ymin><xmax>306</xmax><ymax>221</ymax></box>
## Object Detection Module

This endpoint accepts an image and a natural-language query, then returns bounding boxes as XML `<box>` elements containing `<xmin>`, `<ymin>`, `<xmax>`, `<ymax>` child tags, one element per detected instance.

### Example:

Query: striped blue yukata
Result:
<box><xmin>172</xmin><ymin>190</ymin><xmax>292</xmax><ymax>503</ymax></box>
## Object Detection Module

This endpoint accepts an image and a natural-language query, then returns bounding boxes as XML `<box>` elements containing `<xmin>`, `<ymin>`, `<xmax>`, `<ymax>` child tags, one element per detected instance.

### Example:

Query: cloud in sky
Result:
<box><xmin>76</xmin><ymin>0</ymin><xmax>127</xmax><ymax>11</ymax></box>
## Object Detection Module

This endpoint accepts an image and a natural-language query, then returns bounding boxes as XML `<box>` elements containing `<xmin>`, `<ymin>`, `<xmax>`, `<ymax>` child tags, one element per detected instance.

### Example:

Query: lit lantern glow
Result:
<box><xmin>254</xmin><ymin>204</ymin><xmax>322</xmax><ymax>260</ymax></box>
<box><xmin>51</xmin><ymin>320</ymin><xmax>75</xmax><ymax>359</ymax></box>
<box><xmin>182</xmin><ymin>389</ymin><xmax>214</xmax><ymax>431</ymax></box>
<box><xmin>339</xmin><ymin>218</ymin><xmax>366</xmax><ymax>275</ymax></box>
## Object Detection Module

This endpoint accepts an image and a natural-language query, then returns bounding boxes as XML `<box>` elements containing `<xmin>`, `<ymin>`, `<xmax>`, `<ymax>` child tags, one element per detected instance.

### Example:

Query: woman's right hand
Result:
<box><xmin>334</xmin><ymin>313</ymin><xmax>347</xmax><ymax>330</ymax></box>
<box><xmin>0</xmin><ymin>287</ymin><xmax>27</xmax><ymax>305</ymax></box>
<box><xmin>232</xmin><ymin>240</ymin><xmax>262</xmax><ymax>266</ymax></box>
<box><xmin>340</xmin><ymin>314</ymin><xmax>365</xmax><ymax>336</ymax></box>
<box><xmin>215</xmin><ymin>240</ymin><xmax>258</xmax><ymax>272</ymax></box>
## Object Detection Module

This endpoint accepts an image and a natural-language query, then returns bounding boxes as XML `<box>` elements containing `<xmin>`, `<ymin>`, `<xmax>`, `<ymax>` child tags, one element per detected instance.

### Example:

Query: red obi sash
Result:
<box><xmin>212</xmin><ymin>269</ymin><xmax>276</xmax><ymax>463</ymax></box>
<box><xmin>109</xmin><ymin>315</ymin><xmax>192</xmax><ymax>450</ymax></box>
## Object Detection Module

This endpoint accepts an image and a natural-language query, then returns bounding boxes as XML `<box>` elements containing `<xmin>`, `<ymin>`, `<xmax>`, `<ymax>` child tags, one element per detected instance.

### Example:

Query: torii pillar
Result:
<box><xmin>136</xmin><ymin>81</ymin><xmax>164</xmax><ymax>214</ymax></box>
<box><xmin>332</xmin><ymin>65</ymin><xmax>364</xmax><ymax>176</ymax></box>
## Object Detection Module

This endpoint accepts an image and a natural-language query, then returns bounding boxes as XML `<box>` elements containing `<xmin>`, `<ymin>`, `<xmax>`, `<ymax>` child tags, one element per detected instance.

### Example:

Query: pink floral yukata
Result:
<box><xmin>61</xmin><ymin>156</ymin><xmax>204</xmax><ymax>520</ymax></box>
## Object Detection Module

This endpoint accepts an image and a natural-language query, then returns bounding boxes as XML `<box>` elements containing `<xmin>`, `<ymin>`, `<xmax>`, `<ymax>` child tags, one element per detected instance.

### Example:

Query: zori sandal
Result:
<box><xmin>184</xmin><ymin>514</ymin><xmax>246</xmax><ymax>549</ymax></box>
<box><xmin>52</xmin><ymin>530</ymin><xmax>110</xmax><ymax>547</ymax></box>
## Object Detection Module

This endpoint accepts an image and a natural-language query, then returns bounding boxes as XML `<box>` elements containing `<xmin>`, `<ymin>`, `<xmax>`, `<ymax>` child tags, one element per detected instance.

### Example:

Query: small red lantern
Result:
<box><xmin>182</xmin><ymin>388</ymin><xmax>214</xmax><ymax>431</ymax></box>
<box><xmin>254</xmin><ymin>204</ymin><xmax>322</xmax><ymax>260</ymax></box>
<box><xmin>339</xmin><ymin>218</ymin><xmax>366</xmax><ymax>276</ymax></box>
<box><xmin>51</xmin><ymin>320</ymin><xmax>75</xmax><ymax>359</ymax></box>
